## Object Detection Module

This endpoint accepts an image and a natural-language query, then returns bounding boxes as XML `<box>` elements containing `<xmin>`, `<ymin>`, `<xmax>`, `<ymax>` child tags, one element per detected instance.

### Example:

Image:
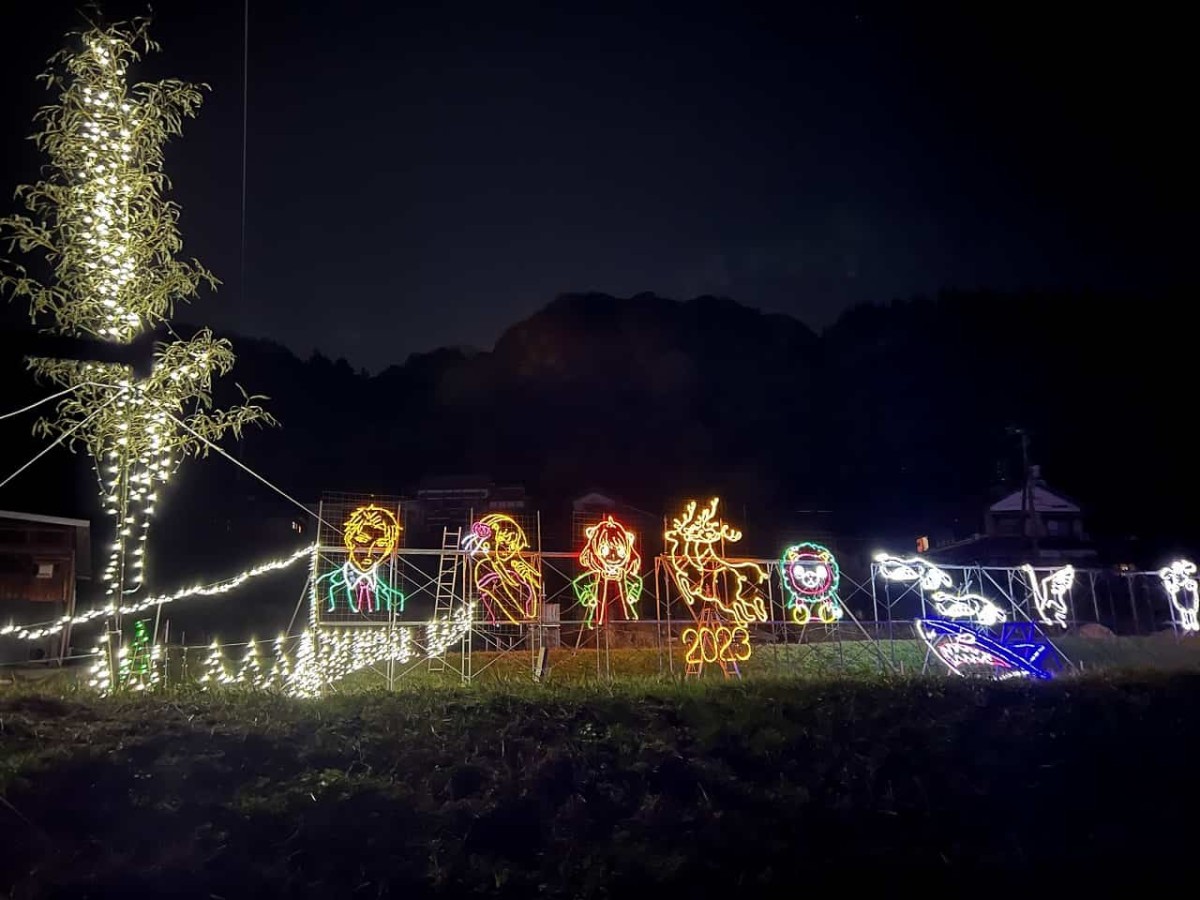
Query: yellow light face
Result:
<box><xmin>342</xmin><ymin>504</ymin><xmax>401</xmax><ymax>573</ymax></box>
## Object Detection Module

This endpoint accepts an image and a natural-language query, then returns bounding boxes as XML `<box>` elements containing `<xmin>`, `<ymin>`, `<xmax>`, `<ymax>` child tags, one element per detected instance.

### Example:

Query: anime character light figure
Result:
<box><xmin>573</xmin><ymin>515</ymin><xmax>643</xmax><ymax>628</ymax></box>
<box><xmin>664</xmin><ymin>498</ymin><xmax>768</xmax><ymax>626</ymax></box>
<box><xmin>319</xmin><ymin>504</ymin><xmax>403</xmax><ymax>614</ymax></box>
<box><xmin>781</xmin><ymin>542</ymin><xmax>843</xmax><ymax>624</ymax></box>
<box><xmin>463</xmin><ymin>513</ymin><xmax>542</xmax><ymax>624</ymax></box>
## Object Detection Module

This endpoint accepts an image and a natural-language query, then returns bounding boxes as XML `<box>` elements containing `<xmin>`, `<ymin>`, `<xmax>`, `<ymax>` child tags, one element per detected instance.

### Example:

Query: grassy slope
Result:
<box><xmin>2</xmin><ymin>673</ymin><xmax>1199</xmax><ymax>896</ymax></box>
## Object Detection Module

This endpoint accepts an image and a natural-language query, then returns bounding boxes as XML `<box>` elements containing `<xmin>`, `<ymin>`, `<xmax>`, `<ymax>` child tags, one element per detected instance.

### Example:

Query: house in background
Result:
<box><xmin>928</xmin><ymin>477</ymin><xmax>1097</xmax><ymax>567</ymax></box>
<box><xmin>407</xmin><ymin>476</ymin><xmax>529</xmax><ymax>545</ymax></box>
<box><xmin>571</xmin><ymin>491</ymin><xmax>661</xmax><ymax>553</ymax></box>
<box><xmin>0</xmin><ymin>510</ymin><xmax>91</xmax><ymax>665</ymax></box>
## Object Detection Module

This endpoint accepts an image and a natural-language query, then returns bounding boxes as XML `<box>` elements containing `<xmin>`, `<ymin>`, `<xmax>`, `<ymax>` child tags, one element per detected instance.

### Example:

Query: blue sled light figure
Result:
<box><xmin>916</xmin><ymin>619</ymin><xmax>1055</xmax><ymax>680</ymax></box>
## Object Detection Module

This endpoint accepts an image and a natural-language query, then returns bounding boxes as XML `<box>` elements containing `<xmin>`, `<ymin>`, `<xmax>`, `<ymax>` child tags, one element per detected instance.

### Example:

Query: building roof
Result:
<box><xmin>0</xmin><ymin>510</ymin><xmax>91</xmax><ymax>578</ymax></box>
<box><xmin>989</xmin><ymin>485</ymin><xmax>1080</xmax><ymax>514</ymax></box>
<box><xmin>0</xmin><ymin>510</ymin><xmax>90</xmax><ymax>529</ymax></box>
<box><xmin>573</xmin><ymin>491</ymin><xmax>618</xmax><ymax>510</ymax></box>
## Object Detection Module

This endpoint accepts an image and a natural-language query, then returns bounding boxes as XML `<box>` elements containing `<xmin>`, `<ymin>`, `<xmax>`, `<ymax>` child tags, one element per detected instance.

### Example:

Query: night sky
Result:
<box><xmin>1</xmin><ymin>2</ymin><xmax>1193</xmax><ymax>372</ymax></box>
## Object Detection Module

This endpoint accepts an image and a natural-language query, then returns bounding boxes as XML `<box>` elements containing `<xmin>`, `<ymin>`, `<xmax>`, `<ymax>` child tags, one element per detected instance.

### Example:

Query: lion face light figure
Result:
<box><xmin>780</xmin><ymin>543</ymin><xmax>843</xmax><ymax>624</ymax></box>
<box><xmin>573</xmin><ymin>516</ymin><xmax>644</xmax><ymax>628</ymax></box>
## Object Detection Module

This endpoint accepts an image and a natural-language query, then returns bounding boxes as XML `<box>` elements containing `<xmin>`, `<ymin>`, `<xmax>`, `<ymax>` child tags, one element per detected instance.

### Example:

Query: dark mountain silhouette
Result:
<box><xmin>1</xmin><ymin>288</ymin><xmax>1195</xmax><ymax>626</ymax></box>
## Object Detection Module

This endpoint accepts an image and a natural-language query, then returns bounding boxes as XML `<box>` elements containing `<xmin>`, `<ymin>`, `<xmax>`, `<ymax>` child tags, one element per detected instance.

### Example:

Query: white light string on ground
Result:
<box><xmin>0</xmin><ymin>543</ymin><xmax>314</xmax><ymax>642</ymax></box>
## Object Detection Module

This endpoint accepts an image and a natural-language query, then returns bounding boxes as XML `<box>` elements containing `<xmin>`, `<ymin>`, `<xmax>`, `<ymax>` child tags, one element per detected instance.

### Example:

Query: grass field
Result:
<box><xmin>2</xmin><ymin>665</ymin><xmax>1199</xmax><ymax>896</ymax></box>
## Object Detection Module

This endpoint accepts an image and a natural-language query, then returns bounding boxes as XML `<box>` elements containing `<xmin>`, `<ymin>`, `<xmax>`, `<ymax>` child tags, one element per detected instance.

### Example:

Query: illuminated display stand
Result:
<box><xmin>9</xmin><ymin>489</ymin><xmax>1198</xmax><ymax>695</ymax></box>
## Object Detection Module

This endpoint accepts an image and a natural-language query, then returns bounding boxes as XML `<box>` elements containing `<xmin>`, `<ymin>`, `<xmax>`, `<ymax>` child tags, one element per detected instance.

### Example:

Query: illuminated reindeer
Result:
<box><xmin>664</xmin><ymin>497</ymin><xmax>768</xmax><ymax>625</ymax></box>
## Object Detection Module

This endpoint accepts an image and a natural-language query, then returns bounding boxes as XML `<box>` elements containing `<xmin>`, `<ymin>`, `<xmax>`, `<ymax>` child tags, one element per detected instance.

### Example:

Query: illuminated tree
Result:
<box><xmin>0</xmin><ymin>19</ymin><xmax>273</xmax><ymax>675</ymax></box>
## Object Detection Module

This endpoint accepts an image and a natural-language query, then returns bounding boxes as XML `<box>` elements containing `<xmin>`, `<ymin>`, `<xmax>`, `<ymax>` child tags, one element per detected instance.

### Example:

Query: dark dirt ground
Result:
<box><xmin>1</xmin><ymin>674</ymin><xmax>1197</xmax><ymax>897</ymax></box>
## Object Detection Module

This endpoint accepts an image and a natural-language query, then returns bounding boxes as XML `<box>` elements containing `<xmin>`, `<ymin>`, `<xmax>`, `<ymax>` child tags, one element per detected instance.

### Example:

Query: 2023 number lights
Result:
<box><xmin>665</xmin><ymin>498</ymin><xmax>767</xmax><ymax>672</ymax></box>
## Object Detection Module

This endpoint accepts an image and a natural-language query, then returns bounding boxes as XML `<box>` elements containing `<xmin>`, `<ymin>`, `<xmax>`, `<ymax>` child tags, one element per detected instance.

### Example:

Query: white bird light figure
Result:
<box><xmin>930</xmin><ymin>591</ymin><xmax>1007</xmax><ymax>627</ymax></box>
<box><xmin>1159</xmin><ymin>560</ymin><xmax>1199</xmax><ymax>632</ymax></box>
<box><xmin>874</xmin><ymin>553</ymin><xmax>953</xmax><ymax>591</ymax></box>
<box><xmin>1022</xmin><ymin>564</ymin><xmax>1074</xmax><ymax>628</ymax></box>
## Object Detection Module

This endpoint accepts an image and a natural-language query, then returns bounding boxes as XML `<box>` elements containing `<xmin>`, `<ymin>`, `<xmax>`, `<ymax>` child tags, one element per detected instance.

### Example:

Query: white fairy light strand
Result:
<box><xmin>0</xmin><ymin>543</ymin><xmax>315</xmax><ymax>642</ymax></box>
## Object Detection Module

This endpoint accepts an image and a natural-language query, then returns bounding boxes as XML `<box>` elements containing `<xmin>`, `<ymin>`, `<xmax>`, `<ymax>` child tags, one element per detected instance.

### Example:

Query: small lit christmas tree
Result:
<box><xmin>272</xmin><ymin>634</ymin><xmax>292</xmax><ymax>690</ymax></box>
<box><xmin>198</xmin><ymin>639</ymin><xmax>228</xmax><ymax>688</ymax></box>
<box><xmin>238</xmin><ymin>638</ymin><xmax>263</xmax><ymax>688</ymax></box>
<box><xmin>126</xmin><ymin>618</ymin><xmax>154</xmax><ymax>690</ymax></box>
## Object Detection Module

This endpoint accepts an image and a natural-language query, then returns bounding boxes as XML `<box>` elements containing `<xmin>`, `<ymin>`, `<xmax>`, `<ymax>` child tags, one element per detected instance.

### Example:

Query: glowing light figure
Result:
<box><xmin>463</xmin><ymin>514</ymin><xmax>541</xmax><ymax>624</ymax></box>
<box><xmin>572</xmin><ymin>516</ymin><xmax>644</xmax><ymax>628</ymax></box>
<box><xmin>1159</xmin><ymin>559</ymin><xmax>1200</xmax><ymax>632</ymax></box>
<box><xmin>1022</xmin><ymin>564</ymin><xmax>1074</xmax><ymax>628</ymax></box>
<box><xmin>930</xmin><ymin>591</ymin><xmax>1007</xmax><ymax>626</ymax></box>
<box><xmin>664</xmin><ymin>498</ymin><xmax>768</xmax><ymax>626</ymax></box>
<box><xmin>318</xmin><ymin>505</ymin><xmax>403</xmax><ymax>614</ymax></box>
<box><xmin>780</xmin><ymin>542</ymin><xmax>843</xmax><ymax>624</ymax></box>
<box><xmin>916</xmin><ymin>619</ymin><xmax>1053</xmax><ymax>680</ymax></box>
<box><xmin>874</xmin><ymin>553</ymin><xmax>953</xmax><ymax>591</ymax></box>
<box><xmin>286</xmin><ymin>627</ymin><xmax>413</xmax><ymax>698</ymax></box>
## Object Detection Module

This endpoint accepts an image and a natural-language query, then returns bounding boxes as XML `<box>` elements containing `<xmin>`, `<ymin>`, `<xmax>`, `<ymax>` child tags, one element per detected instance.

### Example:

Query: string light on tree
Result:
<box><xmin>0</xmin><ymin>19</ymin><xmax>274</xmax><ymax>690</ymax></box>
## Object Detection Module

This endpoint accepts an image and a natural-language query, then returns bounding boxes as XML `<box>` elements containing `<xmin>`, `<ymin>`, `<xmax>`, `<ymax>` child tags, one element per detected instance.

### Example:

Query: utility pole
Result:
<box><xmin>1011</xmin><ymin>428</ymin><xmax>1039</xmax><ymax>562</ymax></box>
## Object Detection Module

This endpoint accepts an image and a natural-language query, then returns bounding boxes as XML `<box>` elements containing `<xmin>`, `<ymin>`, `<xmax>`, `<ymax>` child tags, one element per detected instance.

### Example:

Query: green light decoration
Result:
<box><xmin>0</xmin><ymin>18</ymin><xmax>274</xmax><ymax>690</ymax></box>
<box><xmin>128</xmin><ymin>618</ymin><xmax>151</xmax><ymax>675</ymax></box>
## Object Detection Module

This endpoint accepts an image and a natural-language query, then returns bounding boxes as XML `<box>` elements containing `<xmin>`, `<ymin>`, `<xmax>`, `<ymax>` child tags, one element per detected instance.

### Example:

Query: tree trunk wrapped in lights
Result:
<box><xmin>0</xmin><ymin>18</ymin><xmax>274</xmax><ymax>678</ymax></box>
